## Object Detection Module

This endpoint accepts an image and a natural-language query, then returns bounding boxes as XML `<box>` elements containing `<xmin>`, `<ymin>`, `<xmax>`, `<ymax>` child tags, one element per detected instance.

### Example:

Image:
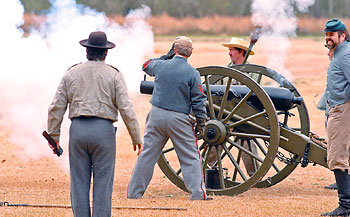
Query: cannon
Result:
<box><xmin>140</xmin><ymin>64</ymin><xmax>328</xmax><ymax>196</ymax></box>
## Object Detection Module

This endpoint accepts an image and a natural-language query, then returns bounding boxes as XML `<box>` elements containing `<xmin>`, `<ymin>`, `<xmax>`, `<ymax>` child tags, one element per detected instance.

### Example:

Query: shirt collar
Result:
<box><xmin>174</xmin><ymin>55</ymin><xmax>188</xmax><ymax>62</ymax></box>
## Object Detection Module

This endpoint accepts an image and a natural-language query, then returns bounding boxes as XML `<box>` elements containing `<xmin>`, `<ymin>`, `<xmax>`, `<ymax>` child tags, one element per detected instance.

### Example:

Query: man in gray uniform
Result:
<box><xmin>47</xmin><ymin>31</ymin><xmax>143</xmax><ymax>217</ymax></box>
<box><xmin>321</xmin><ymin>19</ymin><xmax>350</xmax><ymax>216</ymax></box>
<box><xmin>127</xmin><ymin>36</ymin><xmax>209</xmax><ymax>200</ymax></box>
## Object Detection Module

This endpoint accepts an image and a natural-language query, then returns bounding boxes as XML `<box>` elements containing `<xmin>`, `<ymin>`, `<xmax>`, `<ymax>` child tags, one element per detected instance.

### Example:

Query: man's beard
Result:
<box><xmin>326</xmin><ymin>39</ymin><xmax>337</xmax><ymax>49</ymax></box>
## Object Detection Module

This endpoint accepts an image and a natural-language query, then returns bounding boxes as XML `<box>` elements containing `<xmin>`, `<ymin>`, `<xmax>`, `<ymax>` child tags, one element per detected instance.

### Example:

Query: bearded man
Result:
<box><xmin>321</xmin><ymin>18</ymin><xmax>350</xmax><ymax>217</ymax></box>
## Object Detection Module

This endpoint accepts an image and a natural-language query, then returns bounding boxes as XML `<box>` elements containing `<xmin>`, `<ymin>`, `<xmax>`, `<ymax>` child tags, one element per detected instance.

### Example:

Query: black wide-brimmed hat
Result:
<box><xmin>79</xmin><ymin>31</ymin><xmax>115</xmax><ymax>49</ymax></box>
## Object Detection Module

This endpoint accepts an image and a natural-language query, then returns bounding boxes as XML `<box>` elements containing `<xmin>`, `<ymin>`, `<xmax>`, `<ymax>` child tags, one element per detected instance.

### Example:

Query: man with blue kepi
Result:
<box><xmin>321</xmin><ymin>18</ymin><xmax>350</xmax><ymax>216</ymax></box>
<box><xmin>127</xmin><ymin>36</ymin><xmax>210</xmax><ymax>200</ymax></box>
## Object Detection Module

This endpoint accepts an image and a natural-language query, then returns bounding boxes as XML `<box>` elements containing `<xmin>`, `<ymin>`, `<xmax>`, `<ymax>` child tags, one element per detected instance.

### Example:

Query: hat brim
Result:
<box><xmin>79</xmin><ymin>39</ymin><xmax>116</xmax><ymax>49</ymax></box>
<box><xmin>323</xmin><ymin>28</ymin><xmax>339</xmax><ymax>32</ymax></box>
<box><xmin>222</xmin><ymin>43</ymin><xmax>254</xmax><ymax>55</ymax></box>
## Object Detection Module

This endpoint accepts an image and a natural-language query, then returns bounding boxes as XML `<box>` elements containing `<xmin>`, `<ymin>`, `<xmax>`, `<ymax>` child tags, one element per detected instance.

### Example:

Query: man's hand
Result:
<box><xmin>133</xmin><ymin>144</ymin><xmax>143</xmax><ymax>156</ymax></box>
<box><xmin>42</xmin><ymin>131</ymin><xmax>63</xmax><ymax>157</ymax></box>
<box><xmin>195</xmin><ymin>118</ymin><xmax>206</xmax><ymax>139</ymax></box>
<box><xmin>165</xmin><ymin>43</ymin><xmax>175</xmax><ymax>59</ymax></box>
<box><xmin>159</xmin><ymin>43</ymin><xmax>175</xmax><ymax>60</ymax></box>
<box><xmin>48</xmin><ymin>141</ymin><xmax>60</xmax><ymax>155</ymax></box>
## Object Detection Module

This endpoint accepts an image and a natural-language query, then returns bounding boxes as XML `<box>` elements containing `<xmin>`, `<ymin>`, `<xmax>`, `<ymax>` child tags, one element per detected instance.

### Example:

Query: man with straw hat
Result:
<box><xmin>222</xmin><ymin>37</ymin><xmax>259</xmax><ymax>81</ymax></box>
<box><xmin>207</xmin><ymin>37</ymin><xmax>260</xmax><ymax>177</ymax></box>
<box><xmin>47</xmin><ymin>31</ymin><xmax>143</xmax><ymax>216</ymax></box>
<box><xmin>127</xmin><ymin>36</ymin><xmax>210</xmax><ymax>200</ymax></box>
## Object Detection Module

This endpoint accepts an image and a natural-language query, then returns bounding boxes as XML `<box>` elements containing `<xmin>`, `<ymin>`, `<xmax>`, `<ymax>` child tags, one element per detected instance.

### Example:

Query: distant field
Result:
<box><xmin>22</xmin><ymin>13</ymin><xmax>350</xmax><ymax>36</ymax></box>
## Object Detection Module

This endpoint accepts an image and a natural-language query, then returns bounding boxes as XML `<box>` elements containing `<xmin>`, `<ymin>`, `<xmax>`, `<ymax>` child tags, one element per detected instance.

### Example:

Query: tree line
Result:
<box><xmin>20</xmin><ymin>0</ymin><xmax>350</xmax><ymax>18</ymax></box>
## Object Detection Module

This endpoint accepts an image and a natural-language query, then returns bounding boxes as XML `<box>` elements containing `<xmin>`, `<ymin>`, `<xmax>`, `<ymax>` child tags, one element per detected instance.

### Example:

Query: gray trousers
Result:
<box><xmin>69</xmin><ymin>117</ymin><xmax>116</xmax><ymax>217</ymax></box>
<box><xmin>127</xmin><ymin>106</ymin><xmax>207</xmax><ymax>200</ymax></box>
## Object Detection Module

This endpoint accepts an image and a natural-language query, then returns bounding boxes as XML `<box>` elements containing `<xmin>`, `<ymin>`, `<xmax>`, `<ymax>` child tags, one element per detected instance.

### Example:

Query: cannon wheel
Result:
<box><xmin>157</xmin><ymin>66</ymin><xmax>280</xmax><ymax>196</ymax></box>
<box><xmin>232</xmin><ymin>64</ymin><xmax>309</xmax><ymax>188</ymax></box>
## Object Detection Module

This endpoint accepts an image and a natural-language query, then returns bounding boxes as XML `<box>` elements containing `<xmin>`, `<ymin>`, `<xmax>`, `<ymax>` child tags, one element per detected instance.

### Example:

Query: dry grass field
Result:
<box><xmin>0</xmin><ymin>36</ymin><xmax>337</xmax><ymax>217</ymax></box>
<box><xmin>24</xmin><ymin>13</ymin><xmax>350</xmax><ymax>36</ymax></box>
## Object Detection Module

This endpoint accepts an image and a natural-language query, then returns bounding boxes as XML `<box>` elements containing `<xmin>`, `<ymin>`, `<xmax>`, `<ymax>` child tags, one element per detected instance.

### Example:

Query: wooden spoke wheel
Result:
<box><xmin>157</xmin><ymin>66</ymin><xmax>280</xmax><ymax>196</ymax></box>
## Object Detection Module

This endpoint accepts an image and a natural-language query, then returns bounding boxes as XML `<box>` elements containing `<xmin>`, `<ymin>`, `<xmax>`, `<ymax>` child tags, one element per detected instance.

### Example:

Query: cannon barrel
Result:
<box><xmin>140</xmin><ymin>80</ymin><xmax>302</xmax><ymax>111</ymax></box>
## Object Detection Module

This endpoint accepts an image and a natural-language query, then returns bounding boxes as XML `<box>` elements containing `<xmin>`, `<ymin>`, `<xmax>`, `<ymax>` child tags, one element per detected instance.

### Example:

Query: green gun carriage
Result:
<box><xmin>140</xmin><ymin>63</ymin><xmax>328</xmax><ymax>196</ymax></box>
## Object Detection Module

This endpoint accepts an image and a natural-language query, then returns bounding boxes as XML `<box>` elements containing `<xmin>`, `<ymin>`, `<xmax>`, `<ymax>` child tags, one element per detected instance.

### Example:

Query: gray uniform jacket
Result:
<box><xmin>47</xmin><ymin>60</ymin><xmax>143</xmax><ymax>145</ymax></box>
<box><xmin>142</xmin><ymin>56</ymin><xmax>206</xmax><ymax>119</ymax></box>
<box><xmin>326</xmin><ymin>41</ymin><xmax>350</xmax><ymax>108</ymax></box>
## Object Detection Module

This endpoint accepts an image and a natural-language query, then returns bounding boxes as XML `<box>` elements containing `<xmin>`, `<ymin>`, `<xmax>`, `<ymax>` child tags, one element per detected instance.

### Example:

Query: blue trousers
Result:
<box><xmin>69</xmin><ymin>117</ymin><xmax>116</xmax><ymax>217</ymax></box>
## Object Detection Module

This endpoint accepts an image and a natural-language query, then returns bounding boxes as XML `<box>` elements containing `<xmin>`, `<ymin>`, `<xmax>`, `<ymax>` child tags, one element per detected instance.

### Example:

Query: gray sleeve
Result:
<box><xmin>317</xmin><ymin>90</ymin><xmax>327</xmax><ymax>111</ymax></box>
<box><xmin>190</xmin><ymin>71</ymin><xmax>207</xmax><ymax>119</ymax></box>
<box><xmin>142</xmin><ymin>58</ymin><xmax>163</xmax><ymax>77</ymax></box>
<box><xmin>114</xmin><ymin>73</ymin><xmax>143</xmax><ymax>145</ymax></box>
<box><xmin>341</xmin><ymin>53</ymin><xmax>350</xmax><ymax>83</ymax></box>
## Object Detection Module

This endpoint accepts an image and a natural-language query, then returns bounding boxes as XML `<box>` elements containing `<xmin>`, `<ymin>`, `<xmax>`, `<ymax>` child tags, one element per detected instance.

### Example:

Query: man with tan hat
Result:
<box><xmin>127</xmin><ymin>36</ymin><xmax>210</xmax><ymax>200</ymax></box>
<box><xmin>208</xmin><ymin>37</ymin><xmax>260</xmax><ymax>177</ymax></box>
<box><xmin>222</xmin><ymin>37</ymin><xmax>259</xmax><ymax>81</ymax></box>
<box><xmin>47</xmin><ymin>31</ymin><xmax>143</xmax><ymax>216</ymax></box>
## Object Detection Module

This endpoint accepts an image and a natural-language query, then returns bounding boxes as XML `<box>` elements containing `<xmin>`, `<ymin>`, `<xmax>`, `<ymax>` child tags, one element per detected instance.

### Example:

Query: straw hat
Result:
<box><xmin>222</xmin><ymin>37</ymin><xmax>254</xmax><ymax>55</ymax></box>
<box><xmin>79</xmin><ymin>31</ymin><xmax>115</xmax><ymax>49</ymax></box>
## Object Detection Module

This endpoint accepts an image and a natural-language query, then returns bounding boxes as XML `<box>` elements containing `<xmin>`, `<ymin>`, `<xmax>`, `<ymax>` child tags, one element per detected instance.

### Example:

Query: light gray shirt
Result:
<box><xmin>326</xmin><ymin>41</ymin><xmax>350</xmax><ymax>108</ymax></box>
<box><xmin>48</xmin><ymin>60</ymin><xmax>143</xmax><ymax>144</ymax></box>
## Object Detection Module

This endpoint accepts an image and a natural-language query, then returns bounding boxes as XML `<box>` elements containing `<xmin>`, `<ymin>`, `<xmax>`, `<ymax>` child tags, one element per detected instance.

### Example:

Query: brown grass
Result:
<box><xmin>147</xmin><ymin>14</ymin><xmax>253</xmax><ymax>35</ymax></box>
<box><xmin>0</xmin><ymin>37</ymin><xmax>337</xmax><ymax>216</ymax></box>
<box><xmin>22</xmin><ymin>13</ymin><xmax>350</xmax><ymax>36</ymax></box>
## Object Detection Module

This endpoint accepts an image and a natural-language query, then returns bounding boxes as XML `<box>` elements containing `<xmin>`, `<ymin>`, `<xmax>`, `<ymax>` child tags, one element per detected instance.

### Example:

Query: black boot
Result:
<box><xmin>321</xmin><ymin>170</ymin><xmax>350</xmax><ymax>216</ymax></box>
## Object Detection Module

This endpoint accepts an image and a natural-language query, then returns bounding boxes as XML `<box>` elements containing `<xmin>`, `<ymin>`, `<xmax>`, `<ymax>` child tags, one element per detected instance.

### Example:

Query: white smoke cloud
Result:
<box><xmin>295</xmin><ymin>0</ymin><xmax>316</xmax><ymax>12</ymax></box>
<box><xmin>0</xmin><ymin>0</ymin><xmax>154</xmax><ymax>166</ymax></box>
<box><xmin>251</xmin><ymin>0</ymin><xmax>315</xmax><ymax>80</ymax></box>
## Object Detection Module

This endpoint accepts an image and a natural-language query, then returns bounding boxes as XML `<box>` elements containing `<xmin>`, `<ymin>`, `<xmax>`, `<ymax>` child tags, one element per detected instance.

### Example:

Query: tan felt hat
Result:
<box><xmin>174</xmin><ymin>36</ymin><xmax>192</xmax><ymax>48</ymax></box>
<box><xmin>222</xmin><ymin>37</ymin><xmax>254</xmax><ymax>55</ymax></box>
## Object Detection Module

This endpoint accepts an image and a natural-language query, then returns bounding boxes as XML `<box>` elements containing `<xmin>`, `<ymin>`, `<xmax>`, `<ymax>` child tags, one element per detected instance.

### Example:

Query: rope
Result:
<box><xmin>309</xmin><ymin>132</ymin><xmax>327</xmax><ymax>149</ymax></box>
<box><xmin>0</xmin><ymin>201</ymin><xmax>187</xmax><ymax>211</ymax></box>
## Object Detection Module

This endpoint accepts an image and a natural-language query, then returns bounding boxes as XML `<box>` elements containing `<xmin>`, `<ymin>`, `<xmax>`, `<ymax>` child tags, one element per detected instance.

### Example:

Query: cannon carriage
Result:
<box><xmin>140</xmin><ymin>64</ymin><xmax>328</xmax><ymax>196</ymax></box>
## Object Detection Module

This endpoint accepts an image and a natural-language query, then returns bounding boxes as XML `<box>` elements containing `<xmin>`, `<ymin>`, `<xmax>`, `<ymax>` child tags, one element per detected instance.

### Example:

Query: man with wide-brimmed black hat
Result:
<box><xmin>47</xmin><ymin>31</ymin><xmax>143</xmax><ymax>217</ymax></box>
<box><xmin>321</xmin><ymin>18</ymin><xmax>350</xmax><ymax>217</ymax></box>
